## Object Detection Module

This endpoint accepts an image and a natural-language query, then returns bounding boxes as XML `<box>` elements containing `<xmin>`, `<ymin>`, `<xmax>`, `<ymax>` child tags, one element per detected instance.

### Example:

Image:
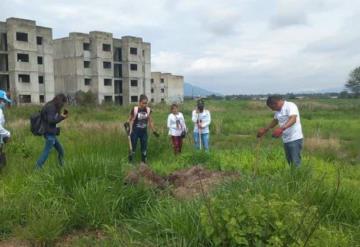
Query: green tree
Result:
<box><xmin>346</xmin><ymin>67</ymin><xmax>360</xmax><ymax>97</ymax></box>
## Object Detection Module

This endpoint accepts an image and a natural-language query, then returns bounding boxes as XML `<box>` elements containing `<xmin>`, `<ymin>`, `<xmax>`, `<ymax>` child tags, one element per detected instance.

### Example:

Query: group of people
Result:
<box><xmin>126</xmin><ymin>95</ymin><xmax>211</xmax><ymax>163</ymax></box>
<box><xmin>0</xmin><ymin>90</ymin><xmax>304</xmax><ymax>170</ymax></box>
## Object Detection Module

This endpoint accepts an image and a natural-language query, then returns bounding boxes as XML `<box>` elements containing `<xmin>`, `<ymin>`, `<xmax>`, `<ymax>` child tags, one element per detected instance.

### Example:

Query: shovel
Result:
<box><xmin>123</xmin><ymin>122</ymin><xmax>133</xmax><ymax>154</ymax></box>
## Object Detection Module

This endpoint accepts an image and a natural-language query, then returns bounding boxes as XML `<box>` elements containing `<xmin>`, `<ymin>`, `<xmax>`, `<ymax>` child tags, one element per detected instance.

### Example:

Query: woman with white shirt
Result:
<box><xmin>167</xmin><ymin>104</ymin><xmax>187</xmax><ymax>155</ymax></box>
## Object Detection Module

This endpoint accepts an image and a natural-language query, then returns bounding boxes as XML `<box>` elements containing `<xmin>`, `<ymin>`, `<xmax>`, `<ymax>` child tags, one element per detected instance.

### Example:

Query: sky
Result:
<box><xmin>1</xmin><ymin>0</ymin><xmax>360</xmax><ymax>95</ymax></box>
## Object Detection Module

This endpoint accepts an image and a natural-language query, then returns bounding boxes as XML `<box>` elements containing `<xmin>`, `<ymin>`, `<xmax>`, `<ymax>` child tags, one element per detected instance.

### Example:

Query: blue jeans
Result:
<box><xmin>36</xmin><ymin>134</ymin><xmax>64</xmax><ymax>168</ymax></box>
<box><xmin>193</xmin><ymin>132</ymin><xmax>209</xmax><ymax>151</ymax></box>
<box><xmin>284</xmin><ymin>139</ymin><xmax>303</xmax><ymax>167</ymax></box>
<box><xmin>130</xmin><ymin>128</ymin><xmax>148</xmax><ymax>162</ymax></box>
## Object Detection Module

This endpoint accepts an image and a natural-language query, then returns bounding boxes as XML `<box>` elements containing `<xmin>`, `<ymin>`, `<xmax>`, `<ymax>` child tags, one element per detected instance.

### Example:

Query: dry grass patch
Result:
<box><xmin>8</xmin><ymin>119</ymin><xmax>27</xmax><ymax>129</ymax></box>
<box><xmin>305</xmin><ymin>136</ymin><xmax>341</xmax><ymax>152</ymax></box>
<box><xmin>64</xmin><ymin>121</ymin><xmax>122</xmax><ymax>132</ymax></box>
<box><xmin>247</xmin><ymin>101</ymin><xmax>267</xmax><ymax>110</ymax></box>
<box><xmin>298</xmin><ymin>101</ymin><xmax>338</xmax><ymax>111</ymax></box>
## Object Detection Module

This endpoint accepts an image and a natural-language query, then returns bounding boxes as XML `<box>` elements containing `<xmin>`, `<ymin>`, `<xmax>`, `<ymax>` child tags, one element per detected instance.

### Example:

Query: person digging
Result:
<box><xmin>125</xmin><ymin>94</ymin><xmax>159</xmax><ymax>163</ymax></box>
<box><xmin>257</xmin><ymin>95</ymin><xmax>304</xmax><ymax>167</ymax></box>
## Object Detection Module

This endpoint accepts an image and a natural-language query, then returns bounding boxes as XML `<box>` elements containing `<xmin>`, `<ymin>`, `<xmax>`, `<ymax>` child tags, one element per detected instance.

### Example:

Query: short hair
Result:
<box><xmin>139</xmin><ymin>94</ymin><xmax>148</xmax><ymax>102</ymax></box>
<box><xmin>266</xmin><ymin>95</ymin><xmax>283</xmax><ymax>107</ymax></box>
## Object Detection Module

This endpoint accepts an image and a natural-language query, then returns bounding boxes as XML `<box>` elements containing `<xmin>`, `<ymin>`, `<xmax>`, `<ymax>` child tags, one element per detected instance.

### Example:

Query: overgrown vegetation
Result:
<box><xmin>0</xmin><ymin>99</ymin><xmax>359</xmax><ymax>246</ymax></box>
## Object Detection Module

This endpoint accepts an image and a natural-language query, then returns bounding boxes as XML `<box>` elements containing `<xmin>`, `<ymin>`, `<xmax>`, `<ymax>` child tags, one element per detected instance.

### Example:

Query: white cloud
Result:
<box><xmin>1</xmin><ymin>0</ymin><xmax>360</xmax><ymax>94</ymax></box>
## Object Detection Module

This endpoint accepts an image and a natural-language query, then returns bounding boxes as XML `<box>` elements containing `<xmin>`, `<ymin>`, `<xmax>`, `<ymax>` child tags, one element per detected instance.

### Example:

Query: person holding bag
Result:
<box><xmin>167</xmin><ymin>104</ymin><xmax>187</xmax><ymax>155</ymax></box>
<box><xmin>36</xmin><ymin>94</ymin><xmax>68</xmax><ymax>169</ymax></box>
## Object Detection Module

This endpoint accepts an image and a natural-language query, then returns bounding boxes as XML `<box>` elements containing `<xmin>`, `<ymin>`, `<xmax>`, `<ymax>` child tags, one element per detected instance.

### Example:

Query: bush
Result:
<box><xmin>75</xmin><ymin>90</ymin><xmax>97</xmax><ymax>106</ymax></box>
<box><xmin>200</xmin><ymin>192</ymin><xmax>349</xmax><ymax>246</ymax></box>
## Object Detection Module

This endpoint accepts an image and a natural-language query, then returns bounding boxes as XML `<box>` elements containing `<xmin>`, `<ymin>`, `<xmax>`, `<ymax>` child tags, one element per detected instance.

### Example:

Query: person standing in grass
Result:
<box><xmin>0</xmin><ymin>90</ymin><xmax>12</xmax><ymax>169</ymax></box>
<box><xmin>257</xmin><ymin>95</ymin><xmax>304</xmax><ymax>166</ymax></box>
<box><xmin>167</xmin><ymin>104</ymin><xmax>187</xmax><ymax>155</ymax></box>
<box><xmin>127</xmin><ymin>94</ymin><xmax>159</xmax><ymax>163</ymax></box>
<box><xmin>36</xmin><ymin>94</ymin><xmax>68</xmax><ymax>169</ymax></box>
<box><xmin>192</xmin><ymin>99</ymin><xmax>211</xmax><ymax>151</ymax></box>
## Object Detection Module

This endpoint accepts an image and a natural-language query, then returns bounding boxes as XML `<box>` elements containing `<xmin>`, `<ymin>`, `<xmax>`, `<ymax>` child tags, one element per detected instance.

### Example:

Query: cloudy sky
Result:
<box><xmin>1</xmin><ymin>0</ymin><xmax>360</xmax><ymax>94</ymax></box>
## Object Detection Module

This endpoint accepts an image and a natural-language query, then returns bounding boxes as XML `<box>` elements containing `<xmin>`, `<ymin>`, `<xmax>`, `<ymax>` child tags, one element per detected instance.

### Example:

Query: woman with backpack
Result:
<box><xmin>127</xmin><ymin>94</ymin><xmax>159</xmax><ymax>163</ymax></box>
<box><xmin>167</xmin><ymin>104</ymin><xmax>187</xmax><ymax>155</ymax></box>
<box><xmin>0</xmin><ymin>90</ymin><xmax>12</xmax><ymax>170</ymax></box>
<box><xmin>36</xmin><ymin>94</ymin><xmax>68</xmax><ymax>169</ymax></box>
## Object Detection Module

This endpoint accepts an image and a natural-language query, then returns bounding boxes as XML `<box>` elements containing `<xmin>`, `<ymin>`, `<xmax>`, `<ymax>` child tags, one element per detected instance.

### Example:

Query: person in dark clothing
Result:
<box><xmin>127</xmin><ymin>94</ymin><xmax>158</xmax><ymax>163</ymax></box>
<box><xmin>36</xmin><ymin>94</ymin><xmax>68</xmax><ymax>168</ymax></box>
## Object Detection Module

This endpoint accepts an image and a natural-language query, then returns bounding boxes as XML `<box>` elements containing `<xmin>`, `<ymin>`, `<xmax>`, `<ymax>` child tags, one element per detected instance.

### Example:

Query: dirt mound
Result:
<box><xmin>124</xmin><ymin>164</ymin><xmax>239</xmax><ymax>199</ymax></box>
<box><xmin>124</xmin><ymin>163</ymin><xmax>167</xmax><ymax>189</ymax></box>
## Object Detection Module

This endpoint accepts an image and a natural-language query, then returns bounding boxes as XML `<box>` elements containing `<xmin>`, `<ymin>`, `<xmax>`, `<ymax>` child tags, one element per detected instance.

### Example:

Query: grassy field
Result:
<box><xmin>0</xmin><ymin>99</ymin><xmax>359</xmax><ymax>246</ymax></box>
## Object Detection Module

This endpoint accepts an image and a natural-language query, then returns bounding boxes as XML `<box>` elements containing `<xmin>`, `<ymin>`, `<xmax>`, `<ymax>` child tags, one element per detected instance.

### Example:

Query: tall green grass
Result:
<box><xmin>0</xmin><ymin>99</ymin><xmax>359</xmax><ymax>245</ymax></box>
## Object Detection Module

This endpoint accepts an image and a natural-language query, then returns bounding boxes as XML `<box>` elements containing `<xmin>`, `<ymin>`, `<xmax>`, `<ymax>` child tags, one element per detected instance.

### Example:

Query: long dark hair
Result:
<box><xmin>51</xmin><ymin>94</ymin><xmax>67</xmax><ymax>112</ymax></box>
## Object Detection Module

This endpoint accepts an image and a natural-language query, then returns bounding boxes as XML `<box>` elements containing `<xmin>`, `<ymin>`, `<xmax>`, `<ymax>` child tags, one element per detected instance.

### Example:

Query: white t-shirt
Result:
<box><xmin>0</xmin><ymin>108</ymin><xmax>10</xmax><ymax>143</ymax></box>
<box><xmin>274</xmin><ymin>101</ymin><xmax>303</xmax><ymax>143</ymax></box>
<box><xmin>192</xmin><ymin>109</ymin><xmax>211</xmax><ymax>134</ymax></box>
<box><xmin>167</xmin><ymin>112</ymin><xmax>186</xmax><ymax>136</ymax></box>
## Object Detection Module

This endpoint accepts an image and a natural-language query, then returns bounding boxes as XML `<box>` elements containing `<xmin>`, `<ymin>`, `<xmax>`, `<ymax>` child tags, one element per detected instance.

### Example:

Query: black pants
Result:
<box><xmin>129</xmin><ymin>128</ymin><xmax>148</xmax><ymax>162</ymax></box>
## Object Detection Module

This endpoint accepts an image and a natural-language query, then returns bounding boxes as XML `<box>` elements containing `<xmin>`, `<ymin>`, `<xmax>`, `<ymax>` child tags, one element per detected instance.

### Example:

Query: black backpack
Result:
<box><xmin>30</xmin><ymin>110</ymin><xmax>45</xmax><ymax>136</ymax></box>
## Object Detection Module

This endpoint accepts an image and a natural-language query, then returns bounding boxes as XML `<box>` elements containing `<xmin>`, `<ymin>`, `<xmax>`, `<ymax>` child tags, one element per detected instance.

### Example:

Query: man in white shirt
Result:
<box><xmin>192</xmin><ymin>99</ymin><xmax>211</xmax><ymax>151</ymax></box>
<box><xmin>257</xmin><ymin>95</ymin><xmax>304</xmax><ymax>166</ymax></box>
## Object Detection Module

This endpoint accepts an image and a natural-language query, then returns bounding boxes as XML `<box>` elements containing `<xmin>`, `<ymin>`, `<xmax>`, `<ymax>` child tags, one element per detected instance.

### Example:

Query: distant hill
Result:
<box><xmin>184</xmin><ymin>83</ymin><xmax>221</xmax><ymax>97</ymax></box>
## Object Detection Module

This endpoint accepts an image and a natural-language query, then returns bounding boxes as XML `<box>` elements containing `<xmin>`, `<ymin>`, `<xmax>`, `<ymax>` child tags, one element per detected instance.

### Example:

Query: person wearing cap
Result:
<box><xmin>36</xmin><ymin>94</ymin><xmax>68</xmax><ymax>168</ymax></box>
<box><xmin>0</xmin><ymin>90</ymin><xmax>12</xmax><ymax>144</ymax></box>
<box><xmin>257</xmin><ymin>95</ymin><xmax>304</xmax><ymax>166</ymax></box>
<box><xmin>0</xmin><ymin>90</ymin><xmax>12</xmax><ymax>169</ymax></box>
<box><xmin>192</xmin><ymin>99</ymin><xmax>211</xmax><ymax>151</ymax></box>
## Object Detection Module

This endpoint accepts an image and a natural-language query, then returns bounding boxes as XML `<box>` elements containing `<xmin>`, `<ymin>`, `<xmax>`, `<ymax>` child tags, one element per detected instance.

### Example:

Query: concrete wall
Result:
<box><xmin>3</xmin><ymin>18</ymin><xmax>55</xmax><ymax>104</ymax></box>
<box><xmin>165</xmin><ymin>74</ymin><xmax>184</xmax><ymax>104</ymax></box>
<box><xmin>54</xmin><ymin>32</ymin><xmax>151</xmax><ymax>105</ymax></box>
<box><xmin>151</xmin><ymin>72</ymin><xmax>184</xmax><ymax>104</ymax></box>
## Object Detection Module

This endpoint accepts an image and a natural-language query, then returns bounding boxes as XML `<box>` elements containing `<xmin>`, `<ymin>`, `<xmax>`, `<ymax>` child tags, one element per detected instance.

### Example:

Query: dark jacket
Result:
<box><xmin>41</xmin><ymin>102</ymin><xmax>65</xmax><ymax>135</ymax></box>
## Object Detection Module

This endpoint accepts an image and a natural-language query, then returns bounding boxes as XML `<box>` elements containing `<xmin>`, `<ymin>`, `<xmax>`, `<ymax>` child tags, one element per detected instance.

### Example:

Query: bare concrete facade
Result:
<box><xmin>0</xmin><ymin>17</ymin><xmax>182</xmax><ymax>106</ymax></box>
<box><xmin>53</xmin><ymin>33</ymin><xmax>151</xmax><ymax>105</ymax></box>
<box><xmin>0</xmin><ymin>18</ymin><xmax>55</xmax><ymax>104</ymax></box>
<box><xmin>151</xmin><ymin>72</ymin><xmax>184</xmax><ymax>104</ymax></box>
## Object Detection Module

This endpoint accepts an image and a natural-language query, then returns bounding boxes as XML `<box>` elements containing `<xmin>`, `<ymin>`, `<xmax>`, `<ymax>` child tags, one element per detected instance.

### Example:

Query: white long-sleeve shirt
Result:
<box><xmin>167</xmin><ymin>112</ymin><xmax>187</xmax><ymax>136</ymax></box>
<box><xmin>0</xmin><ymin>108</ymin><xmax>10</xmax><ymax>139</ymax></box>
<box><xmin>192</xmin><ymin>109</ymin><xmax>211</xmax><ymax>134</ymax></box>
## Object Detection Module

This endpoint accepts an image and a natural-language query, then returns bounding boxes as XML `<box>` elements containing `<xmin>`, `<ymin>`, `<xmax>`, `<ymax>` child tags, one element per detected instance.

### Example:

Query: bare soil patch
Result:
<box><xmin>124</xmin><ymin>163</ymin><xmax>239</xmax><ymax>199</ymax></box>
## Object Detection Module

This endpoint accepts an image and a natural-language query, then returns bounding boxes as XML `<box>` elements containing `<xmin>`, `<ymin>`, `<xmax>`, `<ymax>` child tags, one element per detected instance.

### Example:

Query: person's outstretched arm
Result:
<box><xmin>257</xmin><ymin>119</ymin><xmax>278</xmax><ymax>137</ymax></box>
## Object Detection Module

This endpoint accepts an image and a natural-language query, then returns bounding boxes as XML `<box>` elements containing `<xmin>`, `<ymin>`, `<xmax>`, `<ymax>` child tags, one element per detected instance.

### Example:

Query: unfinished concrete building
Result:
<box><xmin>151</xmin><ymin>72</ymin><xmax>184</xmax><ymax>104</ymax></box>
<box><xmin>53</xmin><ymin>33</ymin><xmax>151</xmax><ymax>105</ymax></box>
<box><xmin>0</xmin><ymin>18</ymin><xmax>55</xmax><ymax>103</ymax></box>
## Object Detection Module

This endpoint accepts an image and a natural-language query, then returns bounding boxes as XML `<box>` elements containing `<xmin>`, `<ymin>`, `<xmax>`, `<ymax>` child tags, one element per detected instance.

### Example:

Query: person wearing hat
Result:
<box><xmin>192</xmin><ymin>99</ymin><xmax>211</xmax><ymax>151</ymax></box>
<box><xmin>0</xmin><ymin>90</ymin><xmax>12</xmax><ymax>169</ymax></box>
<box><xmin>0</xmin><ymin>90</ymin><xmax>12</xmax><ymax>143</ymax></box>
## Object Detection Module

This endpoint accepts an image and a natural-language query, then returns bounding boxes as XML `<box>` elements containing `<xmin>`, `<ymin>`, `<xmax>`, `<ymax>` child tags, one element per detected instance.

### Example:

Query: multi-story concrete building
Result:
<box><xmin>0</xmin><ymin>17</ymin><xmax>183</xmax><ymax>106</ymax></box>
<box><xmin>53</xmin><ymin>32</ymin><xmax>151</xmax><ymax>105</ymax></box>
<box><xmin>151</xmin><ymin>72</ymin><xmax>184</xmax><ymax>104</ymax></box>
<box><xmin>0</xmin><ymin>18</ymin><xmax>55</xmax><ymax>103</ymax></box>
